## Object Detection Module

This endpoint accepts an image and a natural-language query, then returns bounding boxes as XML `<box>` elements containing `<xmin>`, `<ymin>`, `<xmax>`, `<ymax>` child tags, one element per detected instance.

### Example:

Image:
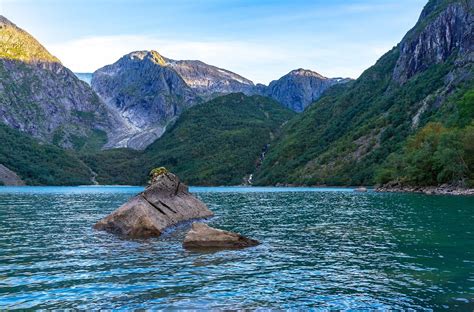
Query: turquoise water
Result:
<box><xmin>0</xmin><ymin>186</ymin><xmax>473</xmax><ymax>310</ymax></box>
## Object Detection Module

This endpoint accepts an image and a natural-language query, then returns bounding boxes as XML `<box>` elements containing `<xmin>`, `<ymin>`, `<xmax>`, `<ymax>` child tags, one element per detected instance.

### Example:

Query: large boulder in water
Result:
<box><xmin>94</xmin><ymin>172</ymin><xmax>213</xmax><ymax>238</ymax></box>
<box><xmin>183</xmin><ymin>222</ymin><xmax>260</xmax><ymax>250</ymax></box>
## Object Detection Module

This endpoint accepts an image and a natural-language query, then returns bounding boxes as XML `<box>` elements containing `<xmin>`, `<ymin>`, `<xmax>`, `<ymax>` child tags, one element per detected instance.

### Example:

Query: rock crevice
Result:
<box><xmin>94</xmin><ymin>172</ymin><xmax>213</xmax><ymax>238</ymax></box>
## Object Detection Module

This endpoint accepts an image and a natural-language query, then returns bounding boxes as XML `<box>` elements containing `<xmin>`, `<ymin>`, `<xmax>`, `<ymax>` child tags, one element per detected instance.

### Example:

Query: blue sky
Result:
<box><xmin>2</xmin><ymin>0</ymin><xmax>427</xmax><ymax>84</ymax></box>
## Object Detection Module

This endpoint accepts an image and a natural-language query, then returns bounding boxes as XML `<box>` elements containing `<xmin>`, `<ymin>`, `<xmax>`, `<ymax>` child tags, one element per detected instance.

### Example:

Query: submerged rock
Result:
<box><xmin>183</xmin><ymin>222</ymin><xmax>260</xmax><ymax>250</ymax></box>
<box><xmin>94</xmin><ymin>172</ymin><xmax>213</xmax><ymax>238</ymax></box>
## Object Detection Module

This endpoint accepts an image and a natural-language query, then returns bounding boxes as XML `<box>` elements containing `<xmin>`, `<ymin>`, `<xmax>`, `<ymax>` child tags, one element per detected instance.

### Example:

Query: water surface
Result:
<box><xmin>0</xmin><ymin>186</ymin><xmax>473</xmax><ymax>310</ymax></box>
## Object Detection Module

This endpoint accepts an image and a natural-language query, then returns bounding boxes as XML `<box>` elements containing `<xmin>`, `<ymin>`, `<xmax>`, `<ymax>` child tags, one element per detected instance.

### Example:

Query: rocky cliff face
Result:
<box><xmin>257</xmin><ymin>69</ymin><xmax>350</xmax><ymax>112</ymax></box>
<box><xmin>92</xmin><ymin>51</ymin><xmax>197</xmax><ymax>149</ymax></box>
<box><xmin>393</xmin><ymin>0</ymin><xmax>473</xmax><ymax>131</ymax></box>
<box><xmin>393</xmin><ymin>0</ymin><xmax>473</xmax><ymax>83</ymax></box>
<box><xmin>0</xmin><ymin>16</ymin><xmax>126</xmax><ymax>150</ymax></box>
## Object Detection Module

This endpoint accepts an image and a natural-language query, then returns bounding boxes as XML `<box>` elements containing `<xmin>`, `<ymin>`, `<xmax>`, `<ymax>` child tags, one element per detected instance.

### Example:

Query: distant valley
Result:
<box><xmin>75</xmin><ymin>72</ymin><xmax>92</xmax><ymax>85</ymax></box>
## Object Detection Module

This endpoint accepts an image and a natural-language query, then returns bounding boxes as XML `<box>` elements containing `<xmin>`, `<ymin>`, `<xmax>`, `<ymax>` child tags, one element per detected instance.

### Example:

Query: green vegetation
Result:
<box><xmin>376</xmin><ymin>123</ymin><xmax>474</xmax><ymax>187</ymax></box>
<box><xmin>375</xmin><ymin>79</ymin><xmax>474</xmax><ymax>188</ymax></box>
<box><xmin>149</xmin><ymin>167</ymin><xmax>169</xmax><ymax>177</ymax></box>
<box><xmin>70</xmin><ymin>129</ymin><xmax>108</xmax><ymax>152</ymax></box>
<box><xmin>80</xmin><ymin>148</ymin><xmax>143</xmax><ymax>185</ymax></box>
<box><xmin>252</xmin><ymin>0</ymin><xmax>473</xmax><ymax>187</ymax></box>
<box><xmin>82</xmin><ymin>94</ymin><xmax>295</xmax><ymax>185</ymax></box>
<box><xmin>254</xmin><ymin>43</ymin><xmax>472</xmax><ymax>186</ymax></box>
<box><xmin>2</xmin><ymin>0</ymin><xmax>471</xmax><ymax>188</ymax></box>
<box><xmin>0</xmin><ymin>21</ymin><xmax>60</xmax><ymax>63</ymax></box>
<box><xmin>149</xmin><ymin>167</ymin><xmax>169</xmax><ymax>183</ymax></box>
<box><xmin>0</xmin><ymin>123</ymin><xmax>92</xmax><ymax>185</ymax></box>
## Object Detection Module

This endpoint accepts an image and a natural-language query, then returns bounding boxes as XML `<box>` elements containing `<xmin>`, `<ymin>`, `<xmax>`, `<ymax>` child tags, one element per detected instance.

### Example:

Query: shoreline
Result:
<box><xmin>376</xmin><ymin>185</ymin><xmax>474</xmax><ymax>196</ymax></box>
<box><xmin>1</xmin><ymin>184</ymin><xmax>473</xmax><ymax>196</ymax></box>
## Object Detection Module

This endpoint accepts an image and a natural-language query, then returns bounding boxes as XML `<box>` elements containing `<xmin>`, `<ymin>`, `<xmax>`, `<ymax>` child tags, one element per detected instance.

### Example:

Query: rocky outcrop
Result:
<box><xmin>183</xmin><ymin>222</ymin><xmax>260</xmax><ymax>250</ymax></box>
<box><xmin>0</xmin><ymin>164</ymin><xmax>25</xmax><ymax>186</ymax></box>
<box><xmin>94</xmin><ymin>172</ymin><xmax>213</xmax><ymax>238</ymax></box>
<box><xmin>376</xmin><ymin>184</ymin><xmax>474</xmax><ymax>196</ymax></box>
<box><xmin>0</xmin><ymin>15</ymin><xmax>128</xmax><ymax>150</ymax></box>
<box><xmin>256</xmin><ymin>69</ymin><xmax>351</xmax><ymax>112</ymax></box>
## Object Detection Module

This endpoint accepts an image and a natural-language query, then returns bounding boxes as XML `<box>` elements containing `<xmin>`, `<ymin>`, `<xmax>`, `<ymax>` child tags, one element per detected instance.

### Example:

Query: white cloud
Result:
<box><xmin>47</xmin><ymin>35</ymin><xmax>393</xmax><ymax>84</ymax></box>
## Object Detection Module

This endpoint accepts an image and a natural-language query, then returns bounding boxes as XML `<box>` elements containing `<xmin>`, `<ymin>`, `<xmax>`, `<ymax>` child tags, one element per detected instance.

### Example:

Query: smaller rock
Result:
<box><xmin>355</xmin><ymin>187</ymin><xmax>367</xmax><ymax>192</ymax></box>
<box><xmin>183</xmin><ymin>223</ymin><xmax>259</xmax><ymax>250</ymax></box>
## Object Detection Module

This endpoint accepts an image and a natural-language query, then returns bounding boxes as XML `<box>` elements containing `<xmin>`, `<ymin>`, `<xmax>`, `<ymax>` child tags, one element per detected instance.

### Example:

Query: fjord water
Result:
<box><xmin>0</xmin><ymin>187</ymin><xmax>473</xmax><ymax>310</ymax></box>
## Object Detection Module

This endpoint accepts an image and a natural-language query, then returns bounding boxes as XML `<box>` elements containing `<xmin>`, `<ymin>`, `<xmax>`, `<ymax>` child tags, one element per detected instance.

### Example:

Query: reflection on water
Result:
<box><xmin>0</xmin><ymin>186</ymin><xmax>473</xmax><ymax>310</ymax></box>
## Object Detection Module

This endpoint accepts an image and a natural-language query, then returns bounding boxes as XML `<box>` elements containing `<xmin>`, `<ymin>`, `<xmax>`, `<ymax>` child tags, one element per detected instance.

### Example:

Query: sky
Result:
<box><xmin>1</xmin><ymin>0</ymin><xmax>427</xmax><ymax>84</ymax></box>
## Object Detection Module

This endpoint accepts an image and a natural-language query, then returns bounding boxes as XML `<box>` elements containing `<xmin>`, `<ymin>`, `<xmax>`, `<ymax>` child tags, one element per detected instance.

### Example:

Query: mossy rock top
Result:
<box><xmin>149</xmin><ymin>167</ymin><xmax>169</xmax><ymax>184</ymax></box>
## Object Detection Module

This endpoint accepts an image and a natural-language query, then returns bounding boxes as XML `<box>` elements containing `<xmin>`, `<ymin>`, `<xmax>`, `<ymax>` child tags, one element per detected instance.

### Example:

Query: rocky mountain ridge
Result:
<box><xmin>91</xmin><ymin>50</ymin><xmax>350</xmax><ymax>149</ymax></box>
<box><xmin>1</xmin><ymin>15</ymin><xmax>347</xmax><ymax>152</ymax></box>
<box><xmin>92</xmin><ymin>51</ymin><xmax>198</xmax><ymax>149</ymax></box>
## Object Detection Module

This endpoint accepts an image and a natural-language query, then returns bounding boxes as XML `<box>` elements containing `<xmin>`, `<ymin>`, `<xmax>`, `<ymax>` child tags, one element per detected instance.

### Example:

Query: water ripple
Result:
<box><xmin>0</xmin><ymin>187</ymin><xmax>473</xmax><ymax>310</ymax></box>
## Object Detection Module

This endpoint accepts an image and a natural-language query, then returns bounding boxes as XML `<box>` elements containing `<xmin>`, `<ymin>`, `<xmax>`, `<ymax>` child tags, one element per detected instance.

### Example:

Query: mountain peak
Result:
<box><xmin>288</xmin><ymin>68</ymin><xmax>326</xmax><ymax>79</ymax></box>
<box><xmin>0</xmin><ymin>15</ymin><xmax>60</xmax><ymax>63</ymax></box>
<box><xmin>127</xmin><ymin>50</ymin><xmax>166</xmax><ymax>66</ymax></box>
<box><xmin>264</xmin><ymin>68</ymin><xmax>347</xmax><ymax>112</ymax></box>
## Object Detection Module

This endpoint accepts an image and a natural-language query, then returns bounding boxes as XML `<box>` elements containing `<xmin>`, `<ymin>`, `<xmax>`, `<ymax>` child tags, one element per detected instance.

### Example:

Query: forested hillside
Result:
<box><xmin>82</xmin><ymin>94</ymin><xmax>295</xmax><ymax>185</ymax></box>
<box><xmin>254</xmin><ymin>0</ymin><xmax>473</xmax><ymax>187</ymax></box>
<box><xmin>0</xmin><ymin>123</ymin><xmax>93</xmax><ymax>185</ymax></box>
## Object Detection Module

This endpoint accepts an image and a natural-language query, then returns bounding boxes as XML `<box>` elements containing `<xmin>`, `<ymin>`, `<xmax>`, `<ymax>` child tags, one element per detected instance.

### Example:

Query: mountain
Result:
<box><xmin>82</xmin><ymin>93</ymin><xmax>295</xmax><ymax>185</ymax></box>
<box><xmin>165</xmin><ymin>59</ymin><xmax>255</xmax><ymax>97</ymax></box>
<box><xmin>258</xmin><ymin>69</ymin><xmax>351</xmax><ymax>112</ymax></box>
<box><xmin>254</xmin><ymin>0</ymin><xmax>473</xmax><ymax>187</ymax></box>
<box><xmin>75</xmin><ymin>72</ymin><xmax>93</xmax><ymax>85</ymax></box>
<box><xmin>0</xmin><ymin>15</ymin><xmax>126</xmax><ymax>151</ymax></box>
<box><xmin>91</xmin><ymin>50</ymin><xmax>349</xmax><ymax>149</ymax></box>
<box><xmin>91</xmin><ymin>50</ymin><xmax>269</xmax><ymax>149</ymax></box>
<box><xmin>92</xmin><ymin>50</ymin><xmax>197</xmax><ymax>149</ymax></box>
